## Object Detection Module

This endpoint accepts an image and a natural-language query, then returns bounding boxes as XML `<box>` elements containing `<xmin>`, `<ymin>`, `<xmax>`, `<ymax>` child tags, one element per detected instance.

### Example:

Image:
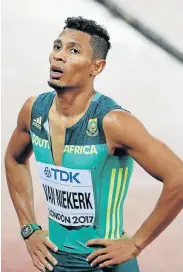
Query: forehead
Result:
<box><xmin>58</xmin><ymin>28</ymin><xmax>92</xmax><ymax>50</ymax></box>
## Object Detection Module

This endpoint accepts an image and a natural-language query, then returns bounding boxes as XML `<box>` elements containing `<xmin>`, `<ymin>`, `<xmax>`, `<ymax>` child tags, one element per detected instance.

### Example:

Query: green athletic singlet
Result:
<box><xmin>30</xmin><ymin>91</ymin><xmax>134</xmax><ymax>255</ymax></box>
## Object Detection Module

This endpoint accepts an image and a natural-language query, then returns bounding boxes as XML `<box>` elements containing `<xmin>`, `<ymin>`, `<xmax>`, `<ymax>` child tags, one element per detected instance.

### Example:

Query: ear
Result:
<box><xmin>90</xmin><ymin>59</ymin><xmax>106</xmax><ymax>76</ymax></box>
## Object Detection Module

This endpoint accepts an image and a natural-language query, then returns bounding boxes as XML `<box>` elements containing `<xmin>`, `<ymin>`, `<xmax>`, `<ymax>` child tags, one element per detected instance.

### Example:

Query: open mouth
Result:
<box><xmin>51</xmin><ymin>66</ymin><xmax>64</xmax><ymax>79</ymax></box>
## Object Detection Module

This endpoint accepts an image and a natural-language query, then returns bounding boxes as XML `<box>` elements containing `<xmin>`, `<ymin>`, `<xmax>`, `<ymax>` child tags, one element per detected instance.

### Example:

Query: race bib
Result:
<box><xmin>38</xmin><ymin>162</ymin><xmax>95</xmax><ymax>226</ymax></box>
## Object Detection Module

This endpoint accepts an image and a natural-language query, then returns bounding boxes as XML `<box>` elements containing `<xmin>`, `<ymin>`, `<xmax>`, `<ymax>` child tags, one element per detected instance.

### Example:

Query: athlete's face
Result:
<box><xmin>49</xmin><ymin>28</ymin><xmax>97</xmax><ymax>89</ymax></box>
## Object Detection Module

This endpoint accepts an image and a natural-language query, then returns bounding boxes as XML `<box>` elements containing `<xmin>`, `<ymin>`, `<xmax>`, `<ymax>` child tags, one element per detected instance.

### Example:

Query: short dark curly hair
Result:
<box><xmin>64</xmin><ymin>16</ymin><xmax>111</xmax><ymax>60</ymax></box>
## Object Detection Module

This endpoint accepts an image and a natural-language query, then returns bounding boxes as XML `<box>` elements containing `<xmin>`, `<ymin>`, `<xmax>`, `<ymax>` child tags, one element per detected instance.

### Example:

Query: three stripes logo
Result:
<box><xmin>32</xmin><ymin>116</ymin><xmax>42</xmax><ymax>130</ymax></box>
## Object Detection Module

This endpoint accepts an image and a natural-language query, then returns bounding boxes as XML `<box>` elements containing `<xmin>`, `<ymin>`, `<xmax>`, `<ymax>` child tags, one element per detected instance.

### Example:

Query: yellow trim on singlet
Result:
<box><xmin>111</xmin><ymin>168</ymin><xmax>123</xmax><ymax>239</ymax></box>
<box><xmin>105</xmin><ymin>168</ymin><xmax>116</xmax><ymax>239</ymax></box>
<box><xmin>116</xmin><ymin>167</ymin><xmax>129</xmax><ymax>238</ymax></box>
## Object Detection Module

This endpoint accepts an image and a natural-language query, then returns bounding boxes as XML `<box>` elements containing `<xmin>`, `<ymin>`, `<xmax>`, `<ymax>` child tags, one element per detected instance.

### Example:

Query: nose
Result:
<box><xmin>53</xmin><ymin>50</ymin><xmax>66</xmax><ymax>63</ymax></box>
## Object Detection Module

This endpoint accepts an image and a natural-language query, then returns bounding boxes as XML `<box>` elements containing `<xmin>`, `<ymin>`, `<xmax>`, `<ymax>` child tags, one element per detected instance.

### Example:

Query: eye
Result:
<box><xmin>53</xmin><ymin>44</ymin><xmax>61</xmax><ymax>50</ymax></box>
<box><xmin>70</xmin><ymin>48</ymin><xmax>79</xmax><ymax>54</ymax></box>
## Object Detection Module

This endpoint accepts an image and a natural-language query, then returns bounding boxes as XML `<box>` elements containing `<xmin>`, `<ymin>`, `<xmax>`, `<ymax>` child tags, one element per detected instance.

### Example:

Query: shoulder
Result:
<box><xmin>97</xmin><ymin>93</ymin><xmax>122</xmax><ymax>108</ymax></box>
<box><xmin>25</xmin><ymin>96</ymin><xmax>37</xmax><ymax>108</ymax></box>
<box><xmin>17</xmin><ymin>96</ymin><xmax>37</xmax><ymax>132</ymax></box>
<box><xmin>94</xmin><ymin>93</ymin><xmax>128</xmax><ymax>122</ymax></box>
<box><xmin>103</xmin><ymin>109</ymin><xmax>133</xmax><ymax>127</ymax></box>
<box><xmin>103</xmin><ymin>110</ymin><xmax>148</xmax><ymax>146</ymax></box>
<box><xmin>17</xmin><ymin>91</ymin><xmax>53</xmax><ymax>132</ymax></box>
<box><xmin>97</xmin><ymin>93</ymin><xmax>131</xmax><ymax>115</ymax></box>
<box><xmin>102</xmin><ymin>103</ymin><xmax>135</xmax><ymax>130</ymax></box>
<box><xmin>20</xmin><ymin>96</ymin><xmax>37</xmax><ymax>117</ymax></box>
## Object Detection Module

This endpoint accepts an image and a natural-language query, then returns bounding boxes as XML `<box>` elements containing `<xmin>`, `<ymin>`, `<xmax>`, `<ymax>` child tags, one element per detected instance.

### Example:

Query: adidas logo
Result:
<box><xmin>32</xmin><ymin>116</ymin><xmax>42</xmax><ymax>130</ymax></box>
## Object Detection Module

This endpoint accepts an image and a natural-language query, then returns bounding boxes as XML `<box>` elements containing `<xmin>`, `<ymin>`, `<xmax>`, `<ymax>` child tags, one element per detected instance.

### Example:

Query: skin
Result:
<box><xmin>87</xmin><ymin>111</ymin><xmax>183</xmax><ymax>267</ymax></box>
<box><xmin>5</xmin><ymin>27</ymin><xmax>183</xmax><ymax>271</ymax></box>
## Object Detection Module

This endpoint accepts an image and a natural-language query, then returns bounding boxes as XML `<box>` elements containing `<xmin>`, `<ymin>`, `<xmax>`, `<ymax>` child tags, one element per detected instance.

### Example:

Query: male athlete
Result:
<box><xmin>5</xmin><ymin>17</ymin><xmax>183</xmax><ymax>272</ymax></box>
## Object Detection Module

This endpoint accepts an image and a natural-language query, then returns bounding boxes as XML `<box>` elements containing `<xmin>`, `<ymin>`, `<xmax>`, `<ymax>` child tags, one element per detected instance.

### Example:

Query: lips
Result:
<box><xmin>51</xmin><ymin>65</ymin><xmax>64</xmax><ymax>79</ymax></box>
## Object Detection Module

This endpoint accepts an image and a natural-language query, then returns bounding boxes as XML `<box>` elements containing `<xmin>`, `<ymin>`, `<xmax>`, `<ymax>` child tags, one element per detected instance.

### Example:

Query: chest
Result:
<box><xmin>30</xmin><ymin>115</ymin><xmax>109</xmax><ymax>171</ymax></box>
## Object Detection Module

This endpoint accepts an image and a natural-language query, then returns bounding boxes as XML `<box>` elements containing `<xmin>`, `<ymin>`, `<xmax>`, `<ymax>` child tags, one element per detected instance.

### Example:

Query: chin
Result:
<box><xmin>48</xmin><ymin>79</ymin><xmax>65</xmax><ymax>89</ymax></box>
<box><xmin>47</xmin><ymin>80</ymin><xmax>76</xmax><ymax>92</ymax></box>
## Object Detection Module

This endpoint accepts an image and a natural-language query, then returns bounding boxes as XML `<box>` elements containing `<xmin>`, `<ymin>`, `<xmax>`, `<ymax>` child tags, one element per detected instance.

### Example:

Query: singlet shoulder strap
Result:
<box><xmin>91</xmin><ymin>94</ymin><xmax>130</xmax><ymax>143</ymax></box>
<box><xmin>96</xmin><ymin>94</ymin><xmax>129</xmax><ymax>121</ymax></box>
<box><xmin>30</xmin><ymin>91</ymin><xmax>55</xmax><ymax>131</ymax></box>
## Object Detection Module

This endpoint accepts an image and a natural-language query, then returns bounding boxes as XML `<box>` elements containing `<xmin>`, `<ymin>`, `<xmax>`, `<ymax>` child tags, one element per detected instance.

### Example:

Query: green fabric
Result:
<box><xmin>30</xmin><ymin>91</ymin><xmax>134</xmax><ymax>254</ymax></box>
<box><xmin>31</xmin><ymin>223</ymin><xmax>41</xmax><ymax>229</ymax></box>
<box><xmin>45</xmin><ymin>250</ymin><xmax>139</xmax><ymax>272</ymax></box>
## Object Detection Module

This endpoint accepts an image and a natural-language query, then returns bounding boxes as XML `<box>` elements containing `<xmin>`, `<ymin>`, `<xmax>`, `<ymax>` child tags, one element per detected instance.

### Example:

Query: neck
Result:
<box><xmin>53</xmin><ymin>85</ymin><xmax>95</xmax><ymax>117</ymax></box>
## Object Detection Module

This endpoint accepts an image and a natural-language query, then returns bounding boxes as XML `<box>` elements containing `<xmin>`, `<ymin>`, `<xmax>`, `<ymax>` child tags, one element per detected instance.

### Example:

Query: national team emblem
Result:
<box><xmin>86</xmin><ymin>118</ymin><xmax>98</xmax><ymax>136</ymax></box>
<box><xmin>44</xmin><ymin>167</ymin><xmax>52</xmax><ymax>178</ymax></box>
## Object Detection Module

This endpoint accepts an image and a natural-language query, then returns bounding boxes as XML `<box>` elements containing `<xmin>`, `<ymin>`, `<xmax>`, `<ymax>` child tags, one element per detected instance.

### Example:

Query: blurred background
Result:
<box><xmin>1</xmin><ymin>0</ymin><xmax>183</xmax><ymax>271</ymax></box>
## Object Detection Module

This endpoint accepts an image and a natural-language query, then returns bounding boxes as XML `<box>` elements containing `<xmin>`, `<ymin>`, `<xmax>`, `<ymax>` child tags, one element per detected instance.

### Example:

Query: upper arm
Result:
<box><xmin>5</xmin><ymin>96</ymin><xmax>36</xmax><ymax>163</ymax></box>
<box><xmin>103</xmin><ymin>110</ymin><xmax>183</xmax><ymax>183</ymax></box>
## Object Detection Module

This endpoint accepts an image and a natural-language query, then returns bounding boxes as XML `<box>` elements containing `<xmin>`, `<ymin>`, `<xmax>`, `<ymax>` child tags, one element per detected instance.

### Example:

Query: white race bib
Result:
<box><xmin>38</xmin><ymin>162</ymin><xmax>95</xmax><ymax>226</ymax></box>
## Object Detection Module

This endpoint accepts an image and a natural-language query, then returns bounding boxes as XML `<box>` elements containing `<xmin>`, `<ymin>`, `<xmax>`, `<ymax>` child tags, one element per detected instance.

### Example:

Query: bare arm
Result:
<box><xmin>87</xmin><ymin>110</ymin><xmax>183</xmax><ymax>268</ymax></box>
<box><xmin>5</xmin><ymin>96</ymin><xmax>36</xmax><ymax>227</ymax></box>
<box><xmin>5</xmin><ymin>96</ymin><xmax>58</xmax><ymax>271</ymax></box>
<box><xmin>103</xmin><ymin>110</ymin><xmax>183</xmax><ymax>250</ymax></box>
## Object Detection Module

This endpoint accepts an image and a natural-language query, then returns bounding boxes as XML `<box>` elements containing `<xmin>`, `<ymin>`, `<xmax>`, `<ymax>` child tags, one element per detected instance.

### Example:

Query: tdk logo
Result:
<box><xmin>51</xmin><ymin>168</ymin><xmax>80</xmax><ymax>184</ymax></box>
<box><xmin>44</xmin><ymin>167</ymin><xmax>52</xmax><ymax>178</ymax></box>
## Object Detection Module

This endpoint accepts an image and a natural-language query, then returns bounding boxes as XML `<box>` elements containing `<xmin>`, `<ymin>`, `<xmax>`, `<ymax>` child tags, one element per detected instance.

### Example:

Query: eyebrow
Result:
<box><xmin>53</xmin><ymin>39</ymin><xmax>84</xmax><ymax>49</ymax></box>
